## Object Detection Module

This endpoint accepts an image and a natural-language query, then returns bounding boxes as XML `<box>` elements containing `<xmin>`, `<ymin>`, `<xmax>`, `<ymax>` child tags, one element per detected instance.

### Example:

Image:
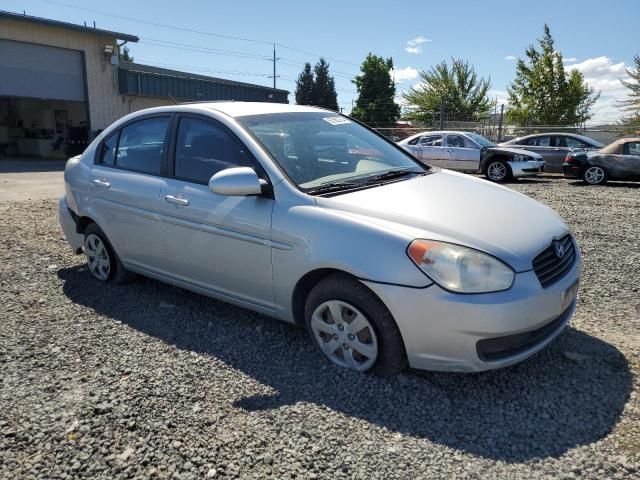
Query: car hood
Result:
<box><xmin>315</xmin><ymin>170</ymin><xmax>568</xmax><ymax>271</ymax></box>
<box><xmin>488</xmin><ymin>146</ymin><xmax>543</xmax><ymax>160</ymax></box>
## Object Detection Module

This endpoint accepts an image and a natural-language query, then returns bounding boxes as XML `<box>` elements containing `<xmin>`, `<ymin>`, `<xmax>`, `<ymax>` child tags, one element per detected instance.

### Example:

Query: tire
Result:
<box><xmin>582</xmin><ymin>165</ymin><xmax>607</xmax><ymax>185</ymax></box>
<box><xmin>485</xmin><ymin>160</ymin><xmax>512</xmax><ymax>183</ymax></box>
<box><xmin>83</xmin><ymin>223</ymin><xmax>133</xmax><ymax>284</ymax></box>
<box><xmin>304</xmin><ymin>273</ymin><xmax>407</xmax><ymax>376</ymax></box>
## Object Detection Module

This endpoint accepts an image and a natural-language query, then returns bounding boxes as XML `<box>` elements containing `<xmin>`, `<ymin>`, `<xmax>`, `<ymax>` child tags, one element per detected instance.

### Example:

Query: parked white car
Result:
<box><xmin>59</xmin><ymin>103</ymin><xmax>580</xmax><ymax>375</ymax></box>
<box><xmin>398</xmin><ymin>131</ymin><xmax>545</xmax><ymax>182</ymax></box>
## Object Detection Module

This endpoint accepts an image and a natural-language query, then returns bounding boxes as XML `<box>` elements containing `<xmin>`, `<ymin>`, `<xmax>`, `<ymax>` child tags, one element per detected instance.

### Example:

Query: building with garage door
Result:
<box><xmin>0</xmin><ymin>10</ymin><xmax>288</xmax><ymax>158</ymax></box>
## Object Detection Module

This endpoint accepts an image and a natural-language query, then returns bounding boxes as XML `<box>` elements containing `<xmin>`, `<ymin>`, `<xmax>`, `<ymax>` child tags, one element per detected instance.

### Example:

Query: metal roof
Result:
<box><xmin>119</xmin><ymin>62</ymin><xmax>288</xmax><ymax>94</ymax></box>
<box><xmin>0</xmin><ymin>10</ymin><xmax>139</xmax><ymax>42</ymax></box>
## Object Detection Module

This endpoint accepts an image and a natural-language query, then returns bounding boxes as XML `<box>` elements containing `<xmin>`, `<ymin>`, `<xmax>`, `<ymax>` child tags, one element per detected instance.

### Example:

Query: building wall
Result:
<box><xmin>0</xmin><ymin>18</ymin><xmax>172</xmax><ymax>132</ymax></box>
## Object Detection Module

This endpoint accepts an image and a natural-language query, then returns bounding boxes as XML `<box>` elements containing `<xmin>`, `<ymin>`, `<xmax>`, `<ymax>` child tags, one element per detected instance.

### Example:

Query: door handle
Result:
<box><xmin>165</xmin><ymin>195</ymin><xmax>189</xmax><ymax>206</ymax></box>
<box><xmin>93</xmin><ymin>179</ymin><xmax>111</xmax><ymax>188</ymax></box>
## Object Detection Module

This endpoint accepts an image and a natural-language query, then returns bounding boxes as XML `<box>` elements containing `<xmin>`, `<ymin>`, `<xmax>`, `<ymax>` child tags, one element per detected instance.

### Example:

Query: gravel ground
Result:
<box><xmin>1</xmin><ymin>175</ymin><xmax>639</xmax><ymax>479</ymax></box>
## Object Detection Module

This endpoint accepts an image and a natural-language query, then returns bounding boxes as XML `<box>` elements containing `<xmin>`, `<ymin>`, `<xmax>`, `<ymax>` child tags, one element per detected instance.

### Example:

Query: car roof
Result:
<box><xmin>180</xmin><ymin>101</ymin><xmax>324</xmax><ymax>117</ymax></box>
<box><xmin>509</xmin><ymin>132</ymin><xmax>598</xmax><ymax>142</ymax></box>
<box><xmin>600</xmin><ymin>137</ymin><xmax>640</xmax><ymax>154</ymax></box>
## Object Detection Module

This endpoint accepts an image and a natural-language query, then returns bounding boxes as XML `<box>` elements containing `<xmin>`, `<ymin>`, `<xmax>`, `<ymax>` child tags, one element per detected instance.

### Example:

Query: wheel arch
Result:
<box><xmin>291</xmin><ymin>268</ymin><xmax>364</xmax><ymax>327</ymax></box>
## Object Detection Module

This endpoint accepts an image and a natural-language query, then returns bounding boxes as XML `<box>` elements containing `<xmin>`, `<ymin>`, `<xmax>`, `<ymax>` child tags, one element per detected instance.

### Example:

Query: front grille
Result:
<box><xmin>476</xmin><ymin>303</ymin><xmax>574</xmax><ymax>362</ymax></box>
<box><xmin>532</xmin><ymin>235</ymin><xmax>576</xmax><ymax>288</ymax></box>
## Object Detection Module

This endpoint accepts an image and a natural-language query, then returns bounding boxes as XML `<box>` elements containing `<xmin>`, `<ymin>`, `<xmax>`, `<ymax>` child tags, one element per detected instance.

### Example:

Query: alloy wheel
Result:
<box><xmin>310</xmin><ymin>300</ymin><xmax>378</xmax><ymax>371</ymax></box>
<box><xmin>487</xmin><ymin>161</ymin><xmax>507</xmax><ymax>181</ymax></box>
<box><xmin>84</xmin><ymin>233</ymin><xmax>111</xmax><ymax>281</ymax></box>
<box><xmin>584</xmin><ymin>166</ymin><xmax>605</xmax><ymax>185</ymax></box>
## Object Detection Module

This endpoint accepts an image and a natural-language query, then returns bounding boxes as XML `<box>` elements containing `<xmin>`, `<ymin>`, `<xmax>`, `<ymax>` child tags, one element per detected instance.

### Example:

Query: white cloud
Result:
<box><xmin>404</xmin><ymin>35</ymin><xmax>431</xmax><ymax>55</ymax></box>
<box><xmin>392</xmin><ymin>66</ymin><xmax>419</xmax><ymax>83</ymax></box>
<box><xmin>566</xmin><ymin>56</ymin><xmax>630</xmax><ymax>123</ymax></box>
<box><xmin>407</xmin><ymin>35</ymin><xmax>431</xmax><ymax>47</ymax></box>
<box><xmin>504</xmin><ymin>55</ymin><xmax>516</xmax><ymax>61</ymax></box>
<box><xmin>489</xmin><ymin>89</ymin><xmax>510</xmax><ymax>106</ymax></box>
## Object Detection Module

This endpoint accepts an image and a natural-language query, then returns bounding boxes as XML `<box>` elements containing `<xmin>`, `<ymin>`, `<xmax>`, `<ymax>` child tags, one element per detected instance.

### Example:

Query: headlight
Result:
<box><xmin>512</xmin><ymin>154</ymin><xmax>531</xmax><ymax>162</ymax></box>
<box><xmin>407</xmin><ymin>240</ymin><xmax>514</xmax><ymax>293</ymax></box>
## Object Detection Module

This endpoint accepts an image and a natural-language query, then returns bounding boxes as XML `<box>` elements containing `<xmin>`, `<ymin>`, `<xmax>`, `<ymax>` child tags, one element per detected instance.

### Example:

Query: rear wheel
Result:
<box><xmin>83</xmin><ymin>223</ymin><xmax>133</xmax><ymax>283</ymax></box>
<box><xmin>305</xmin><ymin>274</ymin><xmax>407</xmax><ymax>376</ymax></box>
<box><xmin>485</xmin><ymin>160</ymin><xmax>512</xmax><ymax>183</ymax></box>
<box><xmin>582</xmin><ymin>165</ymin><xmax>607</xmax><ymax>185</ymax></box>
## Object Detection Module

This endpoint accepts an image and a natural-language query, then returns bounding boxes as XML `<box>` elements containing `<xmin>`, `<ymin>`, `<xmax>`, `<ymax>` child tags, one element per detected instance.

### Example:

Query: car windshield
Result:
<box><xmin>465</xmin><ymin>132</ymin><xmax>496</xmax><ymax>148</ymax></box>
<box><xmin>237</xmin><ymin>112</ymin><xmax>427</xmax><ymax>192</ymax></box>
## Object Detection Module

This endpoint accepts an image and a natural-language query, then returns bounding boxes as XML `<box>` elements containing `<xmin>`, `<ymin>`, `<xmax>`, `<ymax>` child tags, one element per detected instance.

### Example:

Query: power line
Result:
<box><xmin>139</xmin><ymin>38</ymin><xmax>272</xmax><ymax>61</ymax></box>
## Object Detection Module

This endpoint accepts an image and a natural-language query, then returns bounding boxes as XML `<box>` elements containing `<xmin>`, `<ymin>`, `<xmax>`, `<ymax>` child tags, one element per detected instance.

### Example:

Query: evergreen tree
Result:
<box><xmin>619</xmin><ymin>54</ymin><xmax>640</xmax><ymax>133</ymax></box>
<box><xmin>351</xmin><ymin>54</ymin><xmax>401</xmax><ymax>126</ymax></box>
<box><xmin>507</xmin><ymin>24</ymin><xmax>599</xmax><ymax>126</ymax></box>
<box><xmin>118</xmin><ymin>46</ymin><xmax>134</xmax><ymax>62</ymax></box>
<box><xmin>312</xmin><ymin>58</ymin><xmax>339</xmax><ymax>111</ymax></box>
<box><xmin>295</xmin><ymin>63</ymin><xmax>315</xmax><ymax>105</ymax></box>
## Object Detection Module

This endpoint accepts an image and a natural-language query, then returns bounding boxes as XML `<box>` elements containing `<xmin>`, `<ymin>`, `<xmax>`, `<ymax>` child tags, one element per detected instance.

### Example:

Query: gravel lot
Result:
<box><xmin>1</xmin><ymin>174</ymin><xmax>639</xmax><ymax>479</ymax></box>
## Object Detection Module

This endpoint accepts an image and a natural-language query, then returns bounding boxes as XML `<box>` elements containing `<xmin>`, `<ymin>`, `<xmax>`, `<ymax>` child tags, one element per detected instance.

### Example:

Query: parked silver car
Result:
<box><xmin>59</xmin><ymin>103</ymin><xmax>580</xmax><ymax>375</ymax></box>
<box><xmin>500</xmin><ymin>133</ymin><xmax>604</xmax><ymax>173</ymax></box>
<box><xmin>398</xmin><ymin>130</ymin><xmax>545</xmax><ymax>182</ymax></box>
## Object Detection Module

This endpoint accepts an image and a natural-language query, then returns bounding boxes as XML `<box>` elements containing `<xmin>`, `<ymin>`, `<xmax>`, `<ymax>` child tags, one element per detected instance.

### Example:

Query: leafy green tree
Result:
<box><xmin>619</xmin><ymin>54</ymin><xmax>640</xmax><ymax>133</ymax></box>
<box><xmin>351</xmin><ymin>54</ymin><xmax>401</xmax><ymax>126</ymax></box>
<box><xmin>402</xmin><ymin>58</ymin><xmax>492</xmax><ymax>122</ymax></box>
<box><xmin>312</xmin><ymin>58</ymin><xmax>339</xmax><ymax>111</ymax></box>
<box><xmin>118</xmin><ymin>46</ymin><xmax>134</xmax><ymax>62</ymax></box>
<box><xmin>507</xmin><ymin>25</ymin><xmax>599</xmax><ymax>126</ymax></box>
<box><xmin>295</xmin><ymin>62</ymin><xmax>315</xmax><ymax>105</ymax></box>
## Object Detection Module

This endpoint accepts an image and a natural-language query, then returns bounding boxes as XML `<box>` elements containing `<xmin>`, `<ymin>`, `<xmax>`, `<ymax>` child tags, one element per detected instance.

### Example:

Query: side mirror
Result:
<box><xmin>208</xmin><ymin>167</ymin><xmax>266</xmax><ymax>196</ymax></box>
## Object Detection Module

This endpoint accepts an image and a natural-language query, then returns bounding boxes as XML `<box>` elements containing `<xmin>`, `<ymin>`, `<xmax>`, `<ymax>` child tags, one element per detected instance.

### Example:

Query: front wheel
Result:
<box><xmin>485</xmin><ymin>160</ymin><xmax>512</xmax><ymax>183</ymax></box>
<box><xmin>582</xmin><ymin>165</ymin><xmax>607</xmax><ymax>185</ymax></box>
<box><xmin>305</xmin><ymin>274</ymin><xmax>407</xmax><ymax>376</ymax></box>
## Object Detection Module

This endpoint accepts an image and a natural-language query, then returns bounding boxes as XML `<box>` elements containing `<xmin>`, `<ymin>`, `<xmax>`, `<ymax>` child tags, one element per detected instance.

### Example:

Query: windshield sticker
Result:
<box><xmin>322</xmin><ymin>116</ymin><xmax>352</xmax><ymax>126</ymax></box>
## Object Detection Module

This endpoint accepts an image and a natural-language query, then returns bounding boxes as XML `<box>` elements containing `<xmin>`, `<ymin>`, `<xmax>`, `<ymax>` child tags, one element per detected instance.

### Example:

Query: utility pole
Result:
<box><xmin>269</xmin><ymin>44</ymin><xmax>280</xmax><ymax>90</ymax></box>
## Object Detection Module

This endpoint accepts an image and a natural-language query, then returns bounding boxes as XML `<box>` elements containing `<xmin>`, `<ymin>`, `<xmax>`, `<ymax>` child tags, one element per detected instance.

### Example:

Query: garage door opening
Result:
<box><xmin>0</xmin><ymin>96</ymin><xmax>89</xmax><ymax>158</ymax></box>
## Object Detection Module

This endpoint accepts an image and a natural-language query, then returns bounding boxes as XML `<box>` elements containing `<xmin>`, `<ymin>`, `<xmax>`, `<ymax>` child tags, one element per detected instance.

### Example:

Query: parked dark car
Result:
<box><xmin>563</xmin><ymin>137</ymin><xmax>640</xmax><ymax>185</ymax></box>
<box><xmin>500</xmin><ymin>133</ymin><xmax>604</xmax><ymax>173</ymax></box>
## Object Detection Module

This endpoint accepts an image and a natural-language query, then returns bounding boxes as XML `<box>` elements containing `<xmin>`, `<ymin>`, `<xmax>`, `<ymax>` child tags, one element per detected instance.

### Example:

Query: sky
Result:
<box><xmin>5</xmin><ymin>0</ymin><xmax>639</xmax><ymax>124</ymax></box>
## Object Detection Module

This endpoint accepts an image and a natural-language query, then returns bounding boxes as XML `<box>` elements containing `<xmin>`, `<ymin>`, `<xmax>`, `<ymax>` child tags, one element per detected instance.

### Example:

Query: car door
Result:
<box><xmin>617</xmin><ymin>141</ymin><xmax>640</xmax><ymax>179</ymax></box>
<box><xmin>417</xmin><ymin>134</ymin><xmax>445</xmax><ymax>167</ymax></box>
<box><xmin>89</xmin><ymin>115</ymin><xmax>170</xmax><ymax>271</ymax></box>
<box><xmin>443</xmin><ymin>133</ymin><xmax>481</xmax><ymax>171</ymax></box>
<box><xmin>158</xmin><ymin>114</ymin><xmax>275</xmax><ymax>308</ymax></box>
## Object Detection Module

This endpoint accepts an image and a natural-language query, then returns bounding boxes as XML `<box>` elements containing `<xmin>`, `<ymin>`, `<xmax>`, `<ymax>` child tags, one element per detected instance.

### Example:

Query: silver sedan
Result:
<box><xmin>398</xmin><ymin>131</ymin><xmax>545</xmax><ymax>182</ymax></box>
<box><xmin>60</xmin><ymin>103</ymin><xmax>580</xmax><ymax>375</ymax></box>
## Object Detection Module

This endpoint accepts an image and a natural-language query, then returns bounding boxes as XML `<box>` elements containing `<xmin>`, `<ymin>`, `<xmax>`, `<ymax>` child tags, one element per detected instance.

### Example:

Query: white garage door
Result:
<box><xmin>0</xmin><ymin>39</ymin><xmax>85</xmax><ymax>102</ymax></box>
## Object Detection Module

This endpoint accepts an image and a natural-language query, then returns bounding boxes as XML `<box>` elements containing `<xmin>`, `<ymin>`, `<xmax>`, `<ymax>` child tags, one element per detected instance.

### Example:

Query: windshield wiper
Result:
<box><xmin>359</xmin><ymin>169</ymin><xmax>427</xmax><ymax>184</ymax></box>
<box><xmin>306</xmin><ymin>181</ymin><xmax>361</xmax><ymax>195</ymax></box>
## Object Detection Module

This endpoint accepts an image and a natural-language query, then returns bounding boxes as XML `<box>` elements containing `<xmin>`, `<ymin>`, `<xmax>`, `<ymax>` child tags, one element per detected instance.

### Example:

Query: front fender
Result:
<box><xmin>271</xmin><ymin>202</ymin><xmax>433</xmax><ymax>322</ymax></box>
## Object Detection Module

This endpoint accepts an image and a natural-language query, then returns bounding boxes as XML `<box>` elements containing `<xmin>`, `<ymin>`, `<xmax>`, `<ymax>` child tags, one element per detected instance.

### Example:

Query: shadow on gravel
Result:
<box><xmin>567</xmin><ymin>180</ymin><xmax>640</xmax><ymax>189</ymax></box>
<box><xmin>58</xmin><ymin>266</ymin><xmax>632</xmax><ymax>463</ymax></box>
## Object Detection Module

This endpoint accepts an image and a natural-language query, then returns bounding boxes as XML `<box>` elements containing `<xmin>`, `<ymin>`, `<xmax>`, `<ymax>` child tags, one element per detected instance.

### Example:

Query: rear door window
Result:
<box><xmin>115</xmin><ymin>117</ymin><xmax>170</xmax><ymax>175</ymax></box>
<box><xmin>419</xmin><ymin>134</ymin><xmax>443</xmax><ymax>146</ymax></box>
<box><xmin>625</xmin><ymin>142</ymin><xmax>640</xmax><ymax>156</ymax></box>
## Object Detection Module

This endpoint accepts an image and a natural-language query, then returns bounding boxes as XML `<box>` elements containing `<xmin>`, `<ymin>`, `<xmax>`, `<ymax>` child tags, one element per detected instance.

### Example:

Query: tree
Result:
<box><xmin>295</xmin><ymin>63</ymin><xmax>315</xmax><ymax>105</ymax></box>
<box><xmin>507</xmin><ymin>24</ymin><xmax>600</xmax><ymax>126</ymax></box>
<box><xmin>312</xmin><ymin>58</ymin><xmax>339</xmax><ymax>111</ymax></box>
<box><xmin>351</xmin><ymin>54</ymin><xmax>401</xmax><ymax>126</ymax></box>
<box><xmin>402</xmin><ymin>58</ymin><xmax>492</xmax><ymax>123</ymax></box>
<box><xmin>118</xmin><ymin>46</ymin><xmax>134</xmax><ymax>62</ymax></box>
<box><xmin>619</xmin><ymin>54</ymin><xmax>640</xmax><ymax>133</ymax></box>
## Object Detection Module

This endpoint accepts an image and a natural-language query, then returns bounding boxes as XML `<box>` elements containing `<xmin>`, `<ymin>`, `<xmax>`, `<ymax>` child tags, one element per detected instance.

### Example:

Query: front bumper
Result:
<box><xmin>508</xmin><ymin>160</ymin><xmax>545</xmax><ymax>178</ymax></box>
<box><xmin>364</xmin><ymin>252</ymin><xmax>581</xmax><ymax>372</ymax></box>
<box><xmin>59</xmin><ymin>196</ymin><xmax>84</xmax><ymax>253</ymax></box>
